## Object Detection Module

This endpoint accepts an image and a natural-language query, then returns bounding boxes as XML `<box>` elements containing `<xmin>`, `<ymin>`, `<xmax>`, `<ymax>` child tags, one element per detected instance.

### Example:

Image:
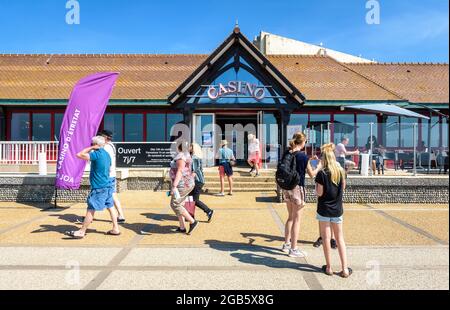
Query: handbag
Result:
<box><xmin>184</xmin><ymin>196</ymin><xmax>195</xmax><ymax>218</ymax></box>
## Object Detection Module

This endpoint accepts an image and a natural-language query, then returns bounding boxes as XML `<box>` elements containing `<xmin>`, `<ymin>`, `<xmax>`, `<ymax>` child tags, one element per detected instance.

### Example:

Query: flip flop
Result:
<box><xmin>321</xmin><ymin>265</ymin><xmax>333</xmax><ymax>276</ymax></box>
<box><xmin>106</xmin><ymin>230</ymin><xmax>121</xmax><ymax>236</ymax></box>
<box><xmin>65</xmin><ymin>231</ymin><xmax>85</xmax><ymax>239</ymax></box>
<box><xmin>338</xmin><ymin>267</ymin><xmax>353</xmax><ymax>278</ymax></box>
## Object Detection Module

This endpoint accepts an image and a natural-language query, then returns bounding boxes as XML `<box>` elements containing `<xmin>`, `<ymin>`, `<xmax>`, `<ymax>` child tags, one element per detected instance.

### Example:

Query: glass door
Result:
<box><xmin>192</xmin><ymin>113</ymin><xmax>215</xmax><ymax>167</ymax></box>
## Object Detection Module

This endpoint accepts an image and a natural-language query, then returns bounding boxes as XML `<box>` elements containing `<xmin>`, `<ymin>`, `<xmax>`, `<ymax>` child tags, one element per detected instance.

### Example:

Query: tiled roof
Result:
<box><xmin>0</xmin><ymin>54</ymin><xmax>447</xmax><ymax>103</ymax></box>
<box><xmin>266</xmin><ymin>55</ymin><xmax>403</xmax><ymax>101</ymax></box>
<box><xmin>345</xmin><ymin>63</ymin><xmax>449</xmax><ymax>103</ymax></box>
<box><xmin>0</xmin><ymin>54</ymin><xmax>208</xmax><ymax>100</ymax></box>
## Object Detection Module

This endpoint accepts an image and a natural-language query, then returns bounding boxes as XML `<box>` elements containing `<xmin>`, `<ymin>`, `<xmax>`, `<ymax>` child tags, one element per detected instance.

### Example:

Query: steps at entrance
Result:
<box><xmin>202</xmin><ymin>168</ymin><xmax>277</xmax><ymax>193</ymax></box>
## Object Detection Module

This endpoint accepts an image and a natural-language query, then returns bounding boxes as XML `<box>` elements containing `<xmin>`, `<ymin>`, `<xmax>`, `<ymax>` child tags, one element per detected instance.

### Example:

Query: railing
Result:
<box><xmin>0</xmin><ymin>141</ymin><xmax>59</xmax><ymax>164</ymax></box>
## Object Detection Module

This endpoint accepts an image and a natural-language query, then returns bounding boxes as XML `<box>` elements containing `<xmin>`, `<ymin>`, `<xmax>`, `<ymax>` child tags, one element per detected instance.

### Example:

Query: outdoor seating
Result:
<box><xmin>398</xmin><ymin>152</ymin><xmax>415</xmax><ymax>170</ymax></box>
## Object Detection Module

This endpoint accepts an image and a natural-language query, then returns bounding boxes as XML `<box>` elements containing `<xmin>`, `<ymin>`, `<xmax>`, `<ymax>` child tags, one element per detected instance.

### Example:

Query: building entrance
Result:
<box><xmin>215</xmin><ymin>113</ymin><xmax>258</xmax><ymax>167</ymax></box>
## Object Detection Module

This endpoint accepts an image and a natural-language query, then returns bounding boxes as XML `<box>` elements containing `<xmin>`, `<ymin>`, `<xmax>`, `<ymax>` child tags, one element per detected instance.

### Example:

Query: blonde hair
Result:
<box><xmin>190</xmin><ymin>142</ymin><xmax>203</xmax><ymax>159</ymax></box>
<box><xmin>321</xmin><ymin>143</ymin><xmax>345</xmax><ymax>185</ymax></box>
<box><xmin>289</xmin><ymin>132</ymin><xmax>306</xmax><ymax>150</ymax></box>
<box><xmin>92</xmin><ymin>136</ymin><xmax>106</xmax><ymax>147</ymax></box>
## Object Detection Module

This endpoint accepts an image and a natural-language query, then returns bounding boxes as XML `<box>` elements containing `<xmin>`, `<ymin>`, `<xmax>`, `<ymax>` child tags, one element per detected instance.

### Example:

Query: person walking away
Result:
<box><xmin>247</xmin><ymin>134</ymin><xmax>262</xmax><ymax>177</ymax></box>
<box><xmin>335</xmin><ymin>137</ymin><xmax>359</xmax><ymax>172</ymax></box>
<box><xmin>65</xmin><ymin>136</ymin><xmax>120</xmax><ymax>239</ymax></box>
<box><xmin>280</xmin><ymin>132</ymin><xmax>322</xmax><ymax>258</ymax></box>
<box><xmin>98</xmin><ymin>129</ymin><xmax>126</xmax><ymax>223</ymax></box>
<box><xmin>216</xmin><ymin>140</ymin><xmax>235</xmax><ymax>196</ymax></box>
<box><xmin>190</xmin><ymin>143</ymin><xmax>214</xmax><ymax>222</ymax></box>
<box><xmin>169</xmin><ymin>141</ymin><xmax>199</xmax><ymax>234</ymax></box>
<box><xmin>315</xmin><ymin>143</ymin><xmax>352</xmax><ymax>278</ymax></box>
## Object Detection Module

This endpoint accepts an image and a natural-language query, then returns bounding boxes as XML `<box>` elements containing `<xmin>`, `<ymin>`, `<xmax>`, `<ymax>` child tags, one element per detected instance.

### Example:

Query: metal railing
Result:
<box><xmin>0</xmin><ymin>141</ymin><xmax>59</xmax><ymax>164</ymax></box>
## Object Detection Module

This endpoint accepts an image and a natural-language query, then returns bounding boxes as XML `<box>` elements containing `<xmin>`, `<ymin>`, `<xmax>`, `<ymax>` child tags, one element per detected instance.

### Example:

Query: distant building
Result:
<box><xmin>253</xmin><ymin>31</ymin><xmax>375</xmax><ymax>63</ymax></box>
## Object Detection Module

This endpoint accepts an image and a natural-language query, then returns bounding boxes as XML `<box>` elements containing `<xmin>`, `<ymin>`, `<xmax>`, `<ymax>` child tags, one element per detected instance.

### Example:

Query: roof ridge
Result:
<box><xmin>347</xmin><ymin>62</ymin><xmax>449</xmax><ymax>66</ymax></box>
<box><xmin>266</xmin><ymin>54</ymin><xmax>328</xmax><ymax>58</ymax></box>
<box><xmin>0</xmin><ymin>53</ymin><xmax>209</xmax><ymax>57</ymax></box>
<box><xmin>329</xmin><ymin>57</ymin><xmax>407</xmax><ymax>101</ymax></box>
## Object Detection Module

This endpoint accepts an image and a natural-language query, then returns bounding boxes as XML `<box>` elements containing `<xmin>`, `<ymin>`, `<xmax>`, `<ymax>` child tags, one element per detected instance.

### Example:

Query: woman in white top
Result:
<box><xmin>247</xmin><ymin>134</ymin><xmax>261</xmax><ymax>177</ymax></box>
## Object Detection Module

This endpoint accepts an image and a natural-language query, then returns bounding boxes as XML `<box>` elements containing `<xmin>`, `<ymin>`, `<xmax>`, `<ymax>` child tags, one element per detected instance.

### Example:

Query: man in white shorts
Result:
<box><xmin>335</xmin><ymin>137</ymin><xmax>359</xmax><ymax>172</ymax></box>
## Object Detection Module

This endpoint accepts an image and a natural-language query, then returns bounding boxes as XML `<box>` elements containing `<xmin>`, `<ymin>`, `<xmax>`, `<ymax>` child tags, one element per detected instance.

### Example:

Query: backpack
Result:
<box><xmin>276</xmin><ymin>150</ymin><xmax>300</xmax><ymax>190</ymax></box>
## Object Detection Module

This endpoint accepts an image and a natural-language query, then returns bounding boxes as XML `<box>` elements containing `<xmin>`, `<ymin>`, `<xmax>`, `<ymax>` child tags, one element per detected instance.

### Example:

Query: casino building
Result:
<box><xmin>0</xmin><ymin>27</ymin><xmax>448</xmax><ymax>168</ymax></box>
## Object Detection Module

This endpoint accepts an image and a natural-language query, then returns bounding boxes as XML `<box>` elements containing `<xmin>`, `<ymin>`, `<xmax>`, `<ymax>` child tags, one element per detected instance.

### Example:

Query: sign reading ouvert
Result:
<box><xmin>116</xmin><ymin>143</ymin><xmax>176</xmax><ymax>168</ymax></box>
<box><xmin>206</xmin><ymin>81</ymin><xmax>266</xmax><ymax>101</ymax></box>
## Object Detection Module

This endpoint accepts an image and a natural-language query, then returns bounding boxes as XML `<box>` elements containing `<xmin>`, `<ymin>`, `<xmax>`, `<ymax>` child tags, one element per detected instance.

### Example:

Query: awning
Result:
<box><xmin>345</xmin><ymin>104</ymin><xmax>430</xmax><ymax>120</ymax></box>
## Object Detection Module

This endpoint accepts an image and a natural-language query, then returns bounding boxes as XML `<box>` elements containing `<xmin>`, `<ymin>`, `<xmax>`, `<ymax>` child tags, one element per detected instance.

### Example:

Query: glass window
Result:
<box><xmin>358</xmin><ymin>114</ymin><xmax>379</xmax><ymax>149</ymax></box>
<box><xmin>383</xmin><ymin>116</ymin><xmax>399</xmax><ymax>148</ymax></box>
<box><xmin>32</xmin><ymin>114</ymin><xmax>51</xmax><ymax>141</ymax></box>
<box><xmin>263</xmin><ymin>112</ymin><xmax>279</xmax><ymax>166</ymax></box>
<box><xmin>309</xmin><ymin>114</ymin><xmax>331</xmax><ymax>146</ymax></box>
<box><xmin>124</xmin><ymin>114</ymin><xmax>143</xmax><ymax>142</ymax></box>
<box><xmin>11</xmin><ymin>113</ymin><xmax>30</xmax><ymax>141</ymax></box>
<box><xmin>54</xmin><ymin>113</ymin><xmax>64</xmax><ymax>141</ymax></box>
<box><xmin>333</xmin><ymin>114</ymin><xmax>355</xmax><ymax>147</ymax></box>
<box><xmin>167</xmin><ymin>114</ymin><xmax>184</xmax><ymax>142</ymax></box>
<box><xmin>193</xmin><ymin>114</ymin><xmax>214</xmax><ymax>147</ymax></box>
<box><xmin>442</xmin><ymin>117</ymin><xmax>448</xmax><ymax>148</ymax></box>
<box><xmin>147</xmin><ymin>114</ymin><xmax>165</xmax><ymax>142</ymax></box>
<box><xmin>289</xmin><ymin>114</ymin><xmax>308</xmax><ymax>131</ymax></box>
<box><xmin>400</xmin><ymin>117</ymin><xmax>417</xmax><ymax>148</ymax></box>
<box><xmin>422</xmin><ymin>116</ymin><xmax>441</xmax><ymax>148</ymax></box>
<box><xmin>104</xmin><ymin>113</ymin><xmax>123</xmax><ymax>142</ymax></box>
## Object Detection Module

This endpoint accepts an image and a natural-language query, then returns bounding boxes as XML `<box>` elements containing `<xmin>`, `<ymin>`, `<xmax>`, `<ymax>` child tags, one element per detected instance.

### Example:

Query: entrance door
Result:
<box><xmin>192</xmin><ymin>113</ymin><xmax>215</xmax><ymax>167</ymax></box>
<box><xmin>215</xmin><ymin>113</ymin><xmax>258</xmax><ymax>166</ymax></box>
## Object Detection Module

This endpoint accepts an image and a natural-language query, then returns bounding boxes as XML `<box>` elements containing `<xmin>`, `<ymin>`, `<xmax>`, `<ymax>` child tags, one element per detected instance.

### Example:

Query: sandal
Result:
<box><xmin>338</xmin><ymin>267</ymin><xmax>353</xmax><ymax>278</ymax></box>
<box><xmin>106</xmin><ymin>230</ymin><xmax>121</xmax><ymax>236</ymax></box>
<box><xmin>65</xmin><ymin>231</ymin><xmax>85</xmax><ymax>239</ymax></box>
<box><xmin>321</xmin><ymin>265</ymin><xmax>333</xmax><ymax>276</ymax></box>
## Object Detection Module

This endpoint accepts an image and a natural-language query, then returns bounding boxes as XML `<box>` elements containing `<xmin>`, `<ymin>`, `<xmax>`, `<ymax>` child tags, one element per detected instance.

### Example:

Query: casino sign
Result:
<box><xmin>206</xmin><ymin>81</ymin><xmax>267</xmax><ymax>101</ymax></box>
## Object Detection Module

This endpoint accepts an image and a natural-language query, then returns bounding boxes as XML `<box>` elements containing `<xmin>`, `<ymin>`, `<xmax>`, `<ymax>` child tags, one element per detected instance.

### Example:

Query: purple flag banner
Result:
<box><xmin>55</xmin><ymin>72</ymin><xmax>119</xmax><ymax>190</ymax></box>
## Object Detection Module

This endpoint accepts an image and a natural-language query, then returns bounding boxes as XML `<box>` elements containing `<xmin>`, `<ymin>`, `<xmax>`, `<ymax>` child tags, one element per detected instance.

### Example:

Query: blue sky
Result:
<box><xmin>0</xmin><ymin>0</ymin><xmax>448</xmax><ymax>62</ymax></box>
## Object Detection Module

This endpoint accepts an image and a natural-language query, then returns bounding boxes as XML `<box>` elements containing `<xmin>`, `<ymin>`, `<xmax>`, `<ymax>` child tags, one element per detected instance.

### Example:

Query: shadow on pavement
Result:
<box><xmin>204</xmin><ymin>239</ymin><xmax>321</xmax><ymax>273</ymax></box>
<box><xmin>255</xmin><ymin>196</ymin><xmax>278</xmax><ymax>203</ymax></box>
<box><xmin>241</xmin><ymin>232</ymin><xmax>315</xmax><ymax>246</ymax></box>
<box><xmin>31</xmin><ymin>224</ymin><xmax>101</xmax><ymax>238</ymax></box>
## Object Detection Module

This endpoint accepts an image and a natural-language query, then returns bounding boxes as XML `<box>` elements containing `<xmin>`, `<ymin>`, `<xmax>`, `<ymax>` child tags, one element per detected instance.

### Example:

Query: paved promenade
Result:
<box><xmin>0</xmin><ymin>191</ymin><xmax>448</xmax><ymax>290</ymax></box>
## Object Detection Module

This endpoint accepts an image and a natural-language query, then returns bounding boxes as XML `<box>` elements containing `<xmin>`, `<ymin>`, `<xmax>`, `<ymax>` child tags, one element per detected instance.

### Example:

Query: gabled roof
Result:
<box><xmin>167</xmin><ymin>26</ymin><xmax>306</xmax><ymax>105</ymax></box>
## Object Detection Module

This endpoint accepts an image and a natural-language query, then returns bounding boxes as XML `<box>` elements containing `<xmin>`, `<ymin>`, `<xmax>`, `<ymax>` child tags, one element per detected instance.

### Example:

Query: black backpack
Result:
<box><xmin>276</xmin><ymin>150</ymin><xmax>300</xmax><ymax>190</ymax></box>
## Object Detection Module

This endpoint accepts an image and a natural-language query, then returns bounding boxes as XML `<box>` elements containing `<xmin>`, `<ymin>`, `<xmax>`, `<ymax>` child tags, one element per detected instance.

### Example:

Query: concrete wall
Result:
<box><xmin>254</xmin><ymin>31</ymin><xmax>375</xmax><ymax>63</ymax></box>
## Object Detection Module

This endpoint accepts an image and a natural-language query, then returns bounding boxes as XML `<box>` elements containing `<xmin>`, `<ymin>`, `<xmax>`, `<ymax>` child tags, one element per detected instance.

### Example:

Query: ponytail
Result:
<box><xmin>289</xmin><ymin>132</ymin><xmax>306</xmax><ymax>151</ymax></box>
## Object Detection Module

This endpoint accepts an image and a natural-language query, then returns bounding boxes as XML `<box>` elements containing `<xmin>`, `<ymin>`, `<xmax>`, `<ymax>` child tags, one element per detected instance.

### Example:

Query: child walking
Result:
<box><xmin>315</xmin><ymin>143</ymin><xmax>352</xmax><ymax>278</ymax></box>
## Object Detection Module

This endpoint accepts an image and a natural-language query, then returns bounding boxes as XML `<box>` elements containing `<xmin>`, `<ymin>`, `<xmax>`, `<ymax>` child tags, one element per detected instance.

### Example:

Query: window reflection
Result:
<box><xmin>124</xmin><ymin>114</ymin><xmax>143</xmax><ymax>142</ymax></box>
<box><xmin>32</xmin><ymin>114</ymin><xmax>51</xmax><ymax>141</ymax></box>
<box><xmin>167</xmin><ymin>114</ymin><xmax>184</xmax><ymax>141</ymax></box>
<box><xmin>11</xmin><ymin>113</ymin><xmax>30</xmax><ymax>141</ymax></box>
<box><xmin>147</xmin><ymin>114</ymin><xmax>165</xmax><ymax>142</ymax></box>
<box><xmin>358</xmin><ymin>115</ymin><xmax>378</xmax><ymax>149</ymax></box>
<box><xmin>104</xmin><ymin>114</ymin><xmax>123</xmax><ymax>142</ymax></box>
<box><xmin>333</xmin><ymin>114</ymin><xmax>355</xmax><ymax>147</ymax></box>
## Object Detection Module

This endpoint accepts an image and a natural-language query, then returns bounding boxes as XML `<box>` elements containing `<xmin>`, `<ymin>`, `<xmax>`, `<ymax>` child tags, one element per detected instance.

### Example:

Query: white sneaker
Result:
<box><xmin>215</xmin><ymin>192</ymin><xmax>225</xmax><ymax>197</ymax></box>
<box><xmin>281</xmin><ymin>243</ymin><xmax>291</xmax><ymax>253</ymax></box>
<box><xmin>289</xmin><ymin>248</ymin><xmax>307</xmax><ymax>258</ymax></box>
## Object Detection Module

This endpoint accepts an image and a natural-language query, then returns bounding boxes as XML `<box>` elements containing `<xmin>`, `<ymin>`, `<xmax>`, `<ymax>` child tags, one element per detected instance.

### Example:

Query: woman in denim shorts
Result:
<box><xmin>315</xmin><ymin>143</ymin><xmax>352</xmax><ymax>278</ymax></box>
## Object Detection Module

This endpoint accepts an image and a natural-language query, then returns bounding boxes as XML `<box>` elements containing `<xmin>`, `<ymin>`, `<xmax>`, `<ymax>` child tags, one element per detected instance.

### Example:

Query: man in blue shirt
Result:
<box><xmin>65</xmin><ymin>136</ymin><xmax>120</xmax><ymax>239</ymax></box>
